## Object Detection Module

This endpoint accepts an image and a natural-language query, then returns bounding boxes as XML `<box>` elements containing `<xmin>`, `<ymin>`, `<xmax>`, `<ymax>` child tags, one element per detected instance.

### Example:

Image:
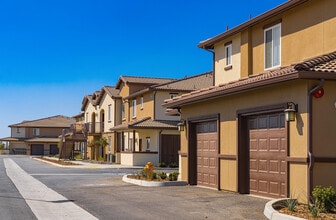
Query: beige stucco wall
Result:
<box><xmin>11</xmin><ymin>127</ymin><xmax>25</xmax><ymax>138</ymax></box>
<box><xmin>250</xmin><ymin>0</ymin><xmax>336</xmax><ymax>75</ymax></box>
<box><xmin>134</xmin><ymin>92</ymin><xmax>154</xmax><ymax>120</ymax></box>
<box><xmin>311</xmin><ymin>81</ymin><xmax>336</xmax><ymax>189</ymax></box>
<box><xmin>26</xmin><ymin>127</ymin><xmax>64</xmax><ymax>138</ymax></box>
<box><xmin>98</xmin><ymin>92</ymin><xmax>118</xmax><ymax>131</ymax></box>
<box><xmin>214</xmin><ymin>33</ymin><xmax>241</xmax><ymax>86</ymax></box>
<box><xmin>155</xmin><ymin>91</ymin><xmax>180</xmax><ymax>120</ymax></box>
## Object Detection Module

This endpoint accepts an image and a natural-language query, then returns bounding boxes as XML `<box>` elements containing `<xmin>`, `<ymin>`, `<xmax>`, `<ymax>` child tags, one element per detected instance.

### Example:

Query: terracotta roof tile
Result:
<box><xmin>9</xmin><ymin>115</ymin><xmax>74</xmax><ymax>128</ymax></box>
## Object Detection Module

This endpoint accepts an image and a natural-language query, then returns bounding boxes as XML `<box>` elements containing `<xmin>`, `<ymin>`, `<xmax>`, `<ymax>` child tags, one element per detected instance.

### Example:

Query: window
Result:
<box><xmin>132</xmin><ymin>99</ymin><xmax>136</xmax><ymax>118</ymax></box>
<box><xmin>146</xmin><ymin>137</ymin><xmax>150</xmax><ymax>151</ymax></box>
<box><xmin>16</xmin><ymin>127</ymin><xmax>20</xmax><ymax>133</ymax></box>
<box><xmin>108</xmin><ymin>136</ymin><xmax>112</xmax><ymax>152</ymax></box>
<box><xmin>86</xmin><ymin>112</ymin><xmax>88</xmax><ymax>122</ymax></box>
<box><xmin>170</xmin><ymin>93</ymin><xmax>178</xmax><ymax>99</ymax></box>
<box><xmin>140</xmin><ymin>97</ymin><xmax>144</xmax><ymax>110</ymax></box>
<box><xmin>122</xmin><ymin>102</ymin><xmax>126</xmax><ymax>120</ymax></box>
<box><xmin>265</xmin><ymin>24</ymin><xmax>281</xmax><ymax>69</ymax></box>
<box><xmin>33</xmin><ymin>128</ymin><xmax>40</xmax><ymax>136</ymax></box>
<box><xmin>225</xmin><ymin>43</ymin><xmax>232</xmax><ymax>66</ymax></box>
<box><xmin>108</xmin><ymin>104</ymin><xmax>112</xmax><ymax>121</ymax></box>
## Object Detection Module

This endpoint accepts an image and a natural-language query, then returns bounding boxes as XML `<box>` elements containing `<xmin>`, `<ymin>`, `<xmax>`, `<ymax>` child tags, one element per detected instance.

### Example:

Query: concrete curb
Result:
<box><xmin>264</xmin><ymin>198</ymin><xmax>305</xmax><ymax>220</ymax></box>
<box><xmin>122</xmin><ymin>174</ymin><xmax>187</xmax><ymax>187</ymax></box>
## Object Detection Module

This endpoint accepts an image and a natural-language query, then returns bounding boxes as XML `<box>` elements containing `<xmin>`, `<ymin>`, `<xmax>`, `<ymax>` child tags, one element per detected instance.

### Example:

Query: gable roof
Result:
<box><xmin>125</xmin><ymin>71</ymin><xmax>213</xmax><ymax>99</ymax></box>
<box><xmin>95</xmin><ymin>86</ymin><xmax>121</xmax><ymax>105</ymax></box>
<box><xmin>163</xmin><ymin>51</ymin><xmax>336</xmax><ymax>108</ymax></box>
<box><xmin>110</xmin><ymin>117</ymin><xmax>178</xmax><ymax>131</ymax></box>
<box><xmin>115</xmin><ymin>76</ymin><xmax>176</xmax><ymax>89</ymax></box>
<box><xmin>9</xmin><ymin>115</ymin><xmax>75</xmax><ymax>128</ymax></box>
<box><xmin>199</xmin><ymin>0</ymin><xmax>309</xmax><ymax>49</ymax></box>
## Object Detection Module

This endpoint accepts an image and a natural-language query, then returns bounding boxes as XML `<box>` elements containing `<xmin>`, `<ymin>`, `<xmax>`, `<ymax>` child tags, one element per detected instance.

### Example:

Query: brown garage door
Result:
<box><xmin>248</xmin><ymin>113</ymin><xmax>287</xmax><ymax>198</ymax></box>
<box><xmin>196</xmin><ymin>121</ymin><xmax>218</xmax><ymax>189</ymax></box>
<box><xmin>31</xmin><ymin>144</ymin><xmax>44</xmax><ymax>156</ymax></box>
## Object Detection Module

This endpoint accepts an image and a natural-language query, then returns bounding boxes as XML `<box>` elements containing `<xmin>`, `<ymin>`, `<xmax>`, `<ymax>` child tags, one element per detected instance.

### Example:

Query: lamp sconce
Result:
<box><xmin>177</xmin><ymin>119</ymin><xmax>186</xmax><ymax>132</ymax></box>
<box><xmin>284</xmin><ymin>102</ymin><xmax>298</xmax><ymax>122</ymax></box>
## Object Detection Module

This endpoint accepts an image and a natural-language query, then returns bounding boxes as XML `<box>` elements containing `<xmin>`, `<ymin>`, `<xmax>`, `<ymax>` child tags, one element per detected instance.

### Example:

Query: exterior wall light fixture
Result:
<box><xmin>177</xmin><ymin>119</ymin><xmax>185</xmax><ymax>132</ymax></box>
<box><xmin>284</xmin><ymin>102</ymin><xmax>298</xmax><ymax>122</ymax></box>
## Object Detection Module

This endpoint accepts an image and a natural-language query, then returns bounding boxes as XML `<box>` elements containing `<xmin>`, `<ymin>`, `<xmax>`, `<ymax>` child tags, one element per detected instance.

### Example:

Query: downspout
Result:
<box><xmin>307</xmin><ymin>79</ymin><xmax>325</xmax><ymax>200</ymax></box>
<box><xmin>204</xmin><ymin>47</ymin><xmax>215</xmax><ymax>85</ymax></box>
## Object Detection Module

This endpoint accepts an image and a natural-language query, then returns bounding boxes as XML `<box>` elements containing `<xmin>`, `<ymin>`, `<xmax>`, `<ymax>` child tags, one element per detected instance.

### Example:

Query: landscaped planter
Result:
<box><xmin>122</xmin><ymin>175</ymin><xmax>187</xmax><ymax>187</ymax></box>
<box><xmin>264</xmin><ymin>198</ymin><xmax>305</xmax><ymax>220</ymax></box>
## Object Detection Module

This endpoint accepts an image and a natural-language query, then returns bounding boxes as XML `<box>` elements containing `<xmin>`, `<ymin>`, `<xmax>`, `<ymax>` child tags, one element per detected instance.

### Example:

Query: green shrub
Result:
<box><xmin>98</xmin><ymin>156</ymin><xmax>104</xmax><ymax>161</ymax></box>
<box><xmin>285</xmin><ymin>198</ymin><xmax>297</xmax><ymax>212</ymax></box>
<box><xmin>312</xmin><ymin>185</ymin><xmax>336</xmax><ymax>213</ymax></box>
<box><xmin>157</xmin><ymin>162</ymin><xmax>167</xmax><ymax>167</ymax></box>
<box><xmin>74</xmin><ymin>154</ymin><xmax>82</xmax><ymax>160</ymax></box>
<box><xmin>168</xmin><ymin>171</ymin><xmax>179</xmax><ymax>181</ymax></box>
<box><xmin>151</xmin><ymin>172</ymin><xmax>157</xmax><ymax>180</ymax></box>
<box><xmin>169</xmin><ymin>162</ymin><xmax>178</xmax><ymax>168</ymax></box>
<box><xmin>157</xmin><ymin>172</ymin><xmax>167</xmax><ymax>180</ymax></box>
<box><xmin>308</xmin><ymin>203</ymin><xmax>319</xmax><ymax>218</ymax></box>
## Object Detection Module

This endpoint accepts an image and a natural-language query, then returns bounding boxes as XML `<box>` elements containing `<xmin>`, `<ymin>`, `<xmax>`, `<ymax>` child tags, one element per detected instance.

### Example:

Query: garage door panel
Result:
<box><xmin>248</xmin><ymin>113</ymin><xmax>287</xmax><ymax>198</ymax></box>
<box><xmin>196</xmin><ymin>121</ymin><xmax>218</xmax><ymax>189</ymax></box>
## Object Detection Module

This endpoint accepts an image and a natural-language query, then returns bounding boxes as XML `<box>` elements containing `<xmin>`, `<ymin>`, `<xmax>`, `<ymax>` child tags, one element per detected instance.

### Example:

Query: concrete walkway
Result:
<box><xmin>4</xmin><ymin>158</ymin><xmax>98</xmax><ymax>220</ymax></box>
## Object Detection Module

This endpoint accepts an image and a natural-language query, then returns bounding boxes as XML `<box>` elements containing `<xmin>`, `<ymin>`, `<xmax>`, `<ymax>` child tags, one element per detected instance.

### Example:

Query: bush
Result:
<box><xmin>169</xmin><ymin>162</ymin><xmax>178</xmax><ymax>168</ymax></box>
<box><xmin>98</xmin><ymin>156</ymin><xmax>104</xmax><ymax>161</ymax></box>
<box><xmin>157</xmin><ymin>162</ymin><xmax>167</xmax><ymax>167</ymax></box>
<box><xmin>312</xmin><ymin>185</ymin><xmax>336</xmax><ymax>213</ymax></box>
<box><xmin>157</xmin><ymin>172</ymin><xmax>167</xmax><ymax>180</ymax></box>
<box><xmin>74</xmin><ymin>154</ymin><xmax>82</xmax><ymax>160</ymax></box>
<box><xmin>168</xmin><ymin>171</ymin><xmax>179</xmax><ymax>181</ymax></box>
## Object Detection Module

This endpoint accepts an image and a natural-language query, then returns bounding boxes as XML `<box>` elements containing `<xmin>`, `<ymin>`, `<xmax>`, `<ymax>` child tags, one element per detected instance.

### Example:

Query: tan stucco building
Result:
<box><xmin>1</xmin><ymin>115</ymin><xmax>74</xmax><ymax>156</ymax></box>
<box><xmin>164</xmin><ymin>0</ymin><xmax>336</xmax><ymax>202</ymax></box>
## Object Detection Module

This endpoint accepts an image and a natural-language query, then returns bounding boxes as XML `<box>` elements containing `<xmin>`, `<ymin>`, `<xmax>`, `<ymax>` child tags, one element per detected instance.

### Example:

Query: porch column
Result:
<box><xmin>132</xmin><ymin>130</ymin><xmax>135</xmax><ymax>152</ymax></box>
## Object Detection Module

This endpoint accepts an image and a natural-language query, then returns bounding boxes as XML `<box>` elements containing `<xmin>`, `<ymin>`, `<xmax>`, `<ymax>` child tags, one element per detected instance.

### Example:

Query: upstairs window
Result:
<box><xmin>33</xmin><ymin>128</ymin><xmax>40</xmax><ymax>136</ymax></box>
<box><xmin>122</xmin><ymin>103</ymin><xmax>126</xmax><ymax>120</ymax></box>
<box><xmin>108</xmin><ymin>104</ymin><xmax>112</xmax><ymax>121</ymax></box>
<box><xmin>225</xmin><ymin>43</ymin><xmax>232</xmax><ymax>66</ymax></box>
<box><xmin>265</xmin><ymin>23</ymin><xmax>281</xmax><ymax>69</ymax></box>
<box><xmin>140</xmin><ymin>96</ymin><xmax>144</xmax><ymax>110</ymax></box>
<box><xmin>132</xmin><ymin>99</ymin><xmax>137</xmax><ymax>118</ymax></box>
<box><xmin>170</xmin><ymin>93</ymin><xmax>178</xmax><ymax>99</ymax></box>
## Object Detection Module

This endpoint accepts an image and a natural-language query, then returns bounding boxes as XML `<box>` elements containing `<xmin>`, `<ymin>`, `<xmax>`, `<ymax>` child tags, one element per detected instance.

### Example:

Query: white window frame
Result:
<box><xmin>225</xmin><ymin>43</ymin><xmax>232</xmax><ymax>66</ymax></box>
<box><xmin>146</xmin><ymin>137</ymin><xmax>150</xmax><ymax>151</ymax></box>
<box><xmin>108</xmin><ymin>136</ymin><xmax>112</xmax><ymax>152</ymax></box>
<box><xmin>140</xmin><ymin>96</ymin><xmax>144</xmax><ymax>110</ymax></box>
<box><xmin>170</xmin><ymin>93</ymin><xmax>178</xmax><ymax>99</ymax></box>
<box><xmin>264</xmin><ymin>23</ymin><xmax>281</xmax><ymax>70</ymax></box>
<box><xmin>122</xmin><ymin>102</ymin><xmax>126</xmax><ymax>120</ymax></box>
<box><xmin>108</xmin><ymin>104</ymin><xmax>112</xmax><ymax>121</ymax></box>
<box><xmin>132</xmin><ymin>99</ymin><xmax>136</xmax><ymax>118</ymax></box>
<box><xmin>33</xmin><ymin>128</ymin><xmax>40</xmax><ymax>136</ymax></box>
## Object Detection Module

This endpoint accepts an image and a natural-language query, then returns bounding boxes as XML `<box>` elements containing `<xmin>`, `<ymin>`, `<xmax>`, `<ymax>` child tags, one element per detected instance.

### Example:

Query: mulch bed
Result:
<box><xmin>278</xmin><ymin>204</ymin><xmax>336</xmax><ymax>219</ymax></box>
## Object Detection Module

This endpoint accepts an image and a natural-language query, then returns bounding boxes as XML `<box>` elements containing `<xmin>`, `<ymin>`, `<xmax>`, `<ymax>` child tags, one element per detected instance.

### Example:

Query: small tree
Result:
<box><xmin>90</xmin><ymin>137</ymin><xmax>108</xmax><ymax>161</ymax></box>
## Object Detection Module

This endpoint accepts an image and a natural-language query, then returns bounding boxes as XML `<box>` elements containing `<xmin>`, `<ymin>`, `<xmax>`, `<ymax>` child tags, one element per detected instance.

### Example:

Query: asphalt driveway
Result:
<box><xmin>2</xmin><ymin>156</ymin><xmax>269</xmax><ymax>220</ymax></box>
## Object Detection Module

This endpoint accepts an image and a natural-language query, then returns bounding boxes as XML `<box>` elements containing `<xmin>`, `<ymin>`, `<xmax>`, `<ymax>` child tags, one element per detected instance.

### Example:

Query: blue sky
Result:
<box><xmin>0</xmin><ymin>0</ymin><xmax>286</xmax><ymax>137</ymax></box>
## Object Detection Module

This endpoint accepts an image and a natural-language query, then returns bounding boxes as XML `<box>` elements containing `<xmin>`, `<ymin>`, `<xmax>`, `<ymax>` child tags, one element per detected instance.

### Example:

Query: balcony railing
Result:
<box><xmin>85</xmin><ymin>122</ymin><xmax>104</xmax><ymax>134</ymax></box>
<box><xmin>68</xmin><ymin>122</ymin><xmax>104</xmax><ymax>135</ymax></box>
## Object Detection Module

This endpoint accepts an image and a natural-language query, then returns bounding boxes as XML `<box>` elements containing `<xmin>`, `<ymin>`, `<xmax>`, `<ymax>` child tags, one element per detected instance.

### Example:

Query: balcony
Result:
<box><xmin>85</xmin><ymin>122</ymin><xmax>104</xmax><ymax>134</ymax></box>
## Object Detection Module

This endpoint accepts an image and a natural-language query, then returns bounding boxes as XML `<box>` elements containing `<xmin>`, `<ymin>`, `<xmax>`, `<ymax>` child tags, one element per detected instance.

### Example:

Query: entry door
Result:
<box><xmin>248</xmin><ymin>113</ymin><xmax>287</xmax><ymax>198</ymax></box>
<box><xmin>196</xmin><ymin>121</ymin><xmax>218</xmax><ymax>189</ymax></box>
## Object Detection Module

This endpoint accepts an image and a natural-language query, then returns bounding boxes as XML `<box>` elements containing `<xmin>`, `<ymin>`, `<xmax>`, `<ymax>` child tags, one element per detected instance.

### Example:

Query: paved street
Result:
<box><xmin>0</xmin><ymin>155</ymin><xmax>268</xmax><ymax>219</ymax></box>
